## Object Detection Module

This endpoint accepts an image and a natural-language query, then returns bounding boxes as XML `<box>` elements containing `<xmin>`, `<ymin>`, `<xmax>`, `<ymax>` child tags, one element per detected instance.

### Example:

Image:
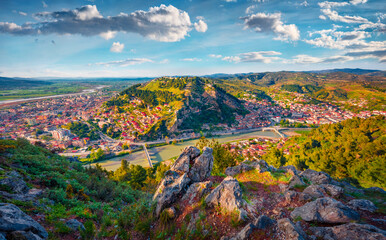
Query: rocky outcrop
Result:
<box><xmin>310</xmin><ymin>223</ymin><xmax>386</xmax><ymax>240</ymax></box>
<box><xmin>153</xmin><ymin>171</ymin><xmax>191</xmax><ymax>217</ymax></box>
<box><xmin>347</xmin><ymin>199</ymin><xmax>377</xmax><ymax>213</ymax></box>
<box><xmin>302</xmin><ymin>184</ymin><xmax>343</xmax><ymax>198</ymax></box>
<box><xmin>0</xmin><ymin>188</ymin><xmax>43</xmax><ymax>202</ymax></box>
<box><xmin>182</xmin><ymin>181</ymin><xmax>212</xmax><ymax>204</ymax></box>
<box><xmin>299</xmin><ymin>169</ymin><xmax>331</xmax><ymax>185</ymax></box>
<box><xmin>288</xmin><ymin>175</ymin><xmax>307</xmax><ymax>190</ymax></box>
<box><xmin>188</xmin><ymin>147</ymin><xmax>214</xmax><ymax>182</ymax></box>
<box><xmin>279</xmin><ymin>165</ymin><xmax>299</xmax><ymax>176</ymax></box>
<box><xmin>284</xmin><ymin>190</ymin><xmax>312</xmax><ymax>203</ymax></box>
<box><xmin>0</xmin><ymin>176</ymin><xmax>29</xmax><ymax>194</ymax></box>
<box><xmin>153</xmin><ymin>146</ymin><xmax>213</xmax><ymax>217</ymax></box>
<box><xmin>290</xmin><ymin>197</ymin><xmax>360</xmax><ymax>224</ymax></box>
<box><xmin>205</xmin><ymin>176</ymin><xmax>243</xmax><ymax>212</ymax></box>
<box><xmin>65</xmin><ymin>219</ymin><xmax>85</xmax><ymax>231</ymax></box>
<box><xmin>225</xmin><ymin>163</ymin><xmax>255</xmax><ymax>177</ymax></box>
<box><xmin>0</xmin><ymin>203</ymin><xmax>48</xmax><ymax>239</ymax></box>
<box><xmin>278</xmin><ymin>218</ymin><xmax>308</xmax><ymax>240</ymax></box>
<box><xmin>254</xmin><ymin>215</ymin><xmax>277</xmax><ymax>229</ymax></box>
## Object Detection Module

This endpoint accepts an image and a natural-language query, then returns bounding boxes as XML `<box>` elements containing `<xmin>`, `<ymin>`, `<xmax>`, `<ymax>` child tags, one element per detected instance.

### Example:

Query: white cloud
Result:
<box><xmin>245</xmin><ymin>5</ymin><xmax>258</xmax><ymax>14</ymax></box>
<box><xmin>242</xmin><ymin>12</ymin><xmax>300</xmax><ymax>41</ymax></box>
<box><xmin>305</xmin><ymin>29</ymin><xmax>371</xmax><ymax>49</ymax></box>
<box><xmin>318</xmin><ymin>1</ymin><xmax>349</xmax><ymax>9</ymax></box>
<box><xmin>224</xmin><ymin>0</ymin><xmax>237</xmax><ymax>2</ymax></box>
<box><xmin>110</xmin><ymin>42</ymin><xmax>124</xmax><ymax>53</ymax></box>
<box><xmin>99</xmin><ymin>31</ymin><xmax>117</xmax><ymax>40</ymax></box>
<box><xmin>42</xmin><ymin>1</ymin><xmax>47</xmax><ymax>8</ymax></box>
<box><xmin>181</xmin><ymin>58</ymin><xmax>202</xmax><ymax>62</ymax></box>
<box><xmin>0</xmin><ymin>4</ymin><xmax>207</xmax><ymax>42</ymax></box>
<box><xmin>320</xmin><ymin>8</ymin><xmax>369</xmax><ymax>23</ymax></box>
<box><xmin>290</xmin><ymin>54</ymin><xmax>354</xmax><ymax>64</ymax></box>
<box><xmin>222</xmin><ymin>51</ymin><xmax>281</xmax><ymax>63</ymax></box>
<box><xmin>350</xmin><ymin>0</ymin><xmax>367</xmax><ymax>5</ymax></box>
<box><xmin>300</xmin><ymin>1</ymin><xmax>309</xmax><ymax>7</ymax></box>
<box><xmin>209</xmin><ymin>54</ymin><xmax>223</xmax><ymax>58</ymax></box>
<box><xmin>95</xmin><ymin>58</ymin><xmax>153</xmax><ymax>66</ymax></box>
<box><xmin>194</xmin><ymin>19</ymin><xmax>208</xmax><ymax>32</ymax></box>
<box><xmin>18</xmin><ymin>11</ymin><xmax>27</xmax><ymax>16</ymax></box>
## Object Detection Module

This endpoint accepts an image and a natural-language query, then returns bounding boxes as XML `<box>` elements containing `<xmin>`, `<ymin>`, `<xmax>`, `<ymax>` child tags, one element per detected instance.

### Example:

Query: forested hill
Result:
<box><xmin>103</xmin><ymin>77</ymin><xmax>247</xmax><ymax>139</ymax></box>
<box><xmin>264</xmin><ymin>115</ymin><xmax>386</xmax><ymax>189</ymax></box>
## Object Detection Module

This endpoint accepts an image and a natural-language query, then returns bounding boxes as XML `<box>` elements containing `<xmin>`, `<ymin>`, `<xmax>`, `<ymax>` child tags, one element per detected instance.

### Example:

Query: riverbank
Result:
<box><xmin>90</xmin><ymin>130</ymin><xmax>282</xmax><ymax>171</ymax></box>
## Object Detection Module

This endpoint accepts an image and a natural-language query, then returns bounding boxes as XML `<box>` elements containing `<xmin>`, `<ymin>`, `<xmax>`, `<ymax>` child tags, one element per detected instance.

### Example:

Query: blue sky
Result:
<box><xmin>0</xmin><ymin>0</ymin><xmax>385</xmax><ymax>78</ymax></box>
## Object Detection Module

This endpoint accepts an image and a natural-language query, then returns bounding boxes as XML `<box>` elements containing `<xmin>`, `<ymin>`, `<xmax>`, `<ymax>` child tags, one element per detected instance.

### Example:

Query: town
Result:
<box><xmin>1</xmin><ymin>86</ymin><xmax>385</xmax><ymax>162</ymax></box>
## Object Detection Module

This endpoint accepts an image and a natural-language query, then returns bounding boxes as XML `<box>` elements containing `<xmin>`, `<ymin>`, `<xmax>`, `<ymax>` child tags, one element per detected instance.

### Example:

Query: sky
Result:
<box><xmin>0</xmin><ymin>0</ymin><xmax>385</xmax><ymax>78</ymax></box>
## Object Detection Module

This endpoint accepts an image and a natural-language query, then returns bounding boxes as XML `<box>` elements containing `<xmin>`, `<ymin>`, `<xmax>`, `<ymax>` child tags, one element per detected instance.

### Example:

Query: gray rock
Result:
<box><xmin>278</xmin><ymin>218</ymin><xmax>308</xmax><ymax>240</ymax></box>
<box><xmin>254</xmin><ymin>215</ymin><xmax>276</xmax><ymax>229</ymax></box>
<box><xmin>0</xmin><ymin>177</ymin><xmax>29</xmax><ymax>194</ymax></box>
<box><xmin>366</xmin><ymin>187</ymin><xmax>386</xmax><ymax>194</ymax></box>
<box><xmin>310</xmin><ymin>223</ymin><xmax>386</xmax><ymax>240</ymax></box>
<box><xmin>153</xmin><ymin>146</ymin><xmax>214</xmax><ymax>217</ymax></box>
<box><xmin>188</xmin><ymin>147</ymin><xmax>214</xmax><ymax>182</ymax></box>
<box><xmin>303</xmin><ymin>184</ymin><xmax>343</xmax><ymax>198</ymax></box>
<box><xmin>285</xmin><ymin>190</ymin><xmax>313</xmax><ymax>203</ymax></box>
<box><xmin>347</xmin><ymin>199</ymin><xmax>377</xmax><ymax>213</ymax></box>
<box><xmin>7</xmin><ymin>230</ymin><xmax>44</xmax><ymax>240</ymax></box>
<box><xmin>6</xmin><ymin>171</ymin><xmax>22</xmax><ymax>179</ymax></box>
<box><xmin>279</xmin><ymin>165</ymin><xmax>299</xmax><ymax>176</ymax></box>
<box><xmin>0</xmin><ymin>203</ymin><xmax>48</xmax><ymax>239</ymax></box>
<box><xmin>153</xmin><ymin>171</ymin><xmax>191</xmax><ymax>217</ymax></box>
<box><xmin>238</xmin><ymin>209</ymin><xmax>249</xmax><ymax>222</ymax></box>
<box><xmin>300</xmin><ymin>169</ymin><xmax>331</xmax><ymax>185</ymax></box>
<box><xmin>225</xmin><ymin>163</ymin><xmax>255</xmax><ymax>177</ymax></box>
<box><xmin>182</xmin><ymin>181</ymin><xmax>212</xmax><ymax>204</ymax></box>
<box><xmin>288</xmin><ymin>175</ymin><xmax>307</xmax><ymax>190</ymax></box>
<box><xmin>233</xmin><ymin>223</ymin><xmax>255</xmax><ymax>240</ymax></box>
<box><xmin>170</xmin><ymin>146</ymin><xmax>201</xmax><ymax>173</ymax></box>
<box><xmin>0</xmin><ymin>188</ymin><xmax>43</xmax><ymax>202</ymax></box>
<box><xmin>65</xmin><ymin>219</ymin><xmax>85</xmax><ymax>231</ymax></box>
<box><xmin>340</xmin><ymin>182</ymin><xmax>365</xmax><ymax>195</ymax></box>
<box><xmin>205</xmin><ymin>176</ymin><xmax>243</xmax><ymax>212</ymax></box>
<box><xmin>290</xmin><ymin>197</ymin><xmax>360</xmax><ymax>224</ymax></box>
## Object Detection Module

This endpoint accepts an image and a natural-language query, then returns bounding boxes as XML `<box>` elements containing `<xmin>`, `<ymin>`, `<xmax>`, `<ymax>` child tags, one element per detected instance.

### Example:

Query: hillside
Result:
<box><xmin>0</xmin><ymin>77</ymin><xmax>52</xmax><ymax>90</ymax></box>
<box><xmin>1</xmin><ymin>137</ymin><xmax>384</xmax><ymax>239</ymax></box>
<box><xmin>103</xmin><ymin>77</ymin><xmax>247</xmax><ymax>140</ymax></box>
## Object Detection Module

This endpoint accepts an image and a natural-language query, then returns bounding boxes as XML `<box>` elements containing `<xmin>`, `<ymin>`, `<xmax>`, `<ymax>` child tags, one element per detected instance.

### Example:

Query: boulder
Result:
<box><xmin>303</xmin><ymin>184</ymin><xmax>343</xmax><ymax>198</ymax></box>
<box><xmin>170</xmin><ymin>146</ymin><xmax>201</xmax><ymax>173</ymax></box>
<box><xmin>0</xmin><ymin>188</ymin><xmax>43</xmax><ymax>202</ymax></box>
<box><xmin>65</xmin><ymin>219</ymin><xmax>85</xmax><ymax>231</ymax></box>
<box><xmin>279</xmin><ymin>165</ymin><xmax>299</xmax><ymax>176</ymax></box>
<box><xmin>153</xmin><ymin>171</ymin><xmax>191</xmax><ymax>217</ymax></box>
<box><xmin>284</xmin><ymin>190</ymin><xmax>312</xmax><ymax>203</ymax></box>
<box><xmin>288</xmin><ymin>175</ymin><xmax>307</xmax><ymax>190</ymax></box>
<box><xmin>340</xmin><ymin>181</ymin><xmax>365</xmax><ymax>195</ymax></box>
<box><xmin>6</xmin><ymin>230</ymin><xmax>43</xmax><ymax>240</ymax></box>
<box><xmin>0</xmin><ymin>177</ymin><xmax>29</xmax><ymax>194</ymax></box>
<box><xmin>310</xmin><ymin>223</ymin><xmax>386</xmax><ymax>240</ymax></box>
<box><xmin>153</xmin><ymin>146</ymin><xmax>214</xmax><ymax>217</ymax></box>
<box><xmin>205</xmin><ymin>176</ymin><xmax>243</xmax><ymax>212</ymax></box>
<box><xmin>188</xmin><ymin>147</ymin><xmax>214</xmax><ymax>182</ymax></box>
<box><xmin>277</xmin><ymin>218</ymin><xmax>308</xmax><ymax>240</ymax></box>
<box><xmin>225</xmin><ymin>163</ymin><xmax>255</xmax><ymax>177</ymax></box>
<box><xmin>300</xmin><ymin>169</ymin><xmax>331</xmax><ymax>185</ymax></box>
<box><xmin>253</xmin><ymin>215</ymin><xmax>276</xmax><ymax>229</ymax></box>
<box><xmin>182</xmin><ymin>181</ymin><xmax>212</xmax><ymax>204</ymax></box>
<box><xmin>0</xmin><ymin>203</ymin><xmax>48</xmax><ymax>239</ymax></box>
<box><xmin>232</xmin><ymin>223</ymin><xmax>255</xmax><ymax>240</ymax></box>
<box><xmin>347</xmin><ymin>199</ymin><xmax>377</xmax><ymax>213</ymax></box>
<box><xmin>290</xmin><ymin>197</ymin><xmax>360</xmax><ymax>224</ymax></box>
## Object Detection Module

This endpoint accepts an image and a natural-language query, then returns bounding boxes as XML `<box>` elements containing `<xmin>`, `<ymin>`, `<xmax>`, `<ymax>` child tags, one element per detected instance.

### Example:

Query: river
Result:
<box><xmin>0</xmin><ymin>85</ymin><xmax>107</xmax><ymax>106</ymax></box>
<box><xmin>92</xmin><ymin>130</ymin><xmax>280</xmax><ymax>171</ymax></box>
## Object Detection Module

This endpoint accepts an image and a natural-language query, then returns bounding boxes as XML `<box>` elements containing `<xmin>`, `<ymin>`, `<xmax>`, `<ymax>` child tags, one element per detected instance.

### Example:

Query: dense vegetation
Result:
<box><xmin>281</xmin><ymin>84</ymin><xmax>322</xmax><ymax>94</ymax></box>
<box><xmin>0</xmin><ymin>138</ymin><xmax>173</xmax><ymax>239</ymax></box>
<box><xmin>63</xmin><ymin>122</ymin><xmax>100</xmax><ymax>140</ymax></box>
<box><xmin>105</xmin><ymin>83</ymin><xmax>182</xmax><ymax>107</ymax></box>
<box><xmin>264</xmin><ymin>116</ymin><xmax>386</xmax><ymax>189</ymax></box>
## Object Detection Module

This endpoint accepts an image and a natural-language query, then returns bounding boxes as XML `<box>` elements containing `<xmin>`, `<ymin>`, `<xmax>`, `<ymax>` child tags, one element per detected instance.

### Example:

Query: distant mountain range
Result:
<box><xmin>0</xmin><ymin>77</ymin><xmax>52</xmax><ymax>90</ymax></box>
